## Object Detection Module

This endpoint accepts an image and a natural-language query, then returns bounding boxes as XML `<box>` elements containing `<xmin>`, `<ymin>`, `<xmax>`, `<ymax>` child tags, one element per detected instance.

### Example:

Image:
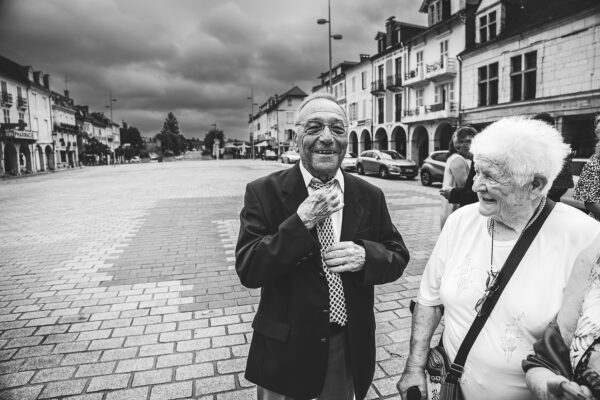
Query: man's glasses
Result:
<box><xmin>474</xmin><ymin>269</ymin><xmax>500</xmax><ymax>317</ymax></box>
<box><xmin>298</xmin><ymin>120</ymin><xmax>347</xmax><ymax>136</ymax></box>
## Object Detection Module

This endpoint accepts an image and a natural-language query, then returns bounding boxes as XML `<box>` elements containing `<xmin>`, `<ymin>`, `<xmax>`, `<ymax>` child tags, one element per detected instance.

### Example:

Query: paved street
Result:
<box><xmin>0</xmin><ymin>160</ymin><xmax>442</xmax><ymax>400</ymax></box>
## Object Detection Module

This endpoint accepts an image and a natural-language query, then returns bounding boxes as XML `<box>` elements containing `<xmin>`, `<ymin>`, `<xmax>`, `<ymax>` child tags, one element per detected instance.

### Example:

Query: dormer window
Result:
<box><xmin>479</xmin><ymin>10</ymin><xmax>497</xmax><ymax>43</ymax></box>
<box><xmin>429</xmin><ymin>0</ymin><xmax>442</xmax><ymax>25</ymax></box>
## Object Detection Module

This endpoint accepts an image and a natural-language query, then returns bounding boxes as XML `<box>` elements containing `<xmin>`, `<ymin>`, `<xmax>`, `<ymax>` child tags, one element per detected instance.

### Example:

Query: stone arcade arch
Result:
<box><xmin>348</xmin><ymin>131</ymin><xmax>359</xmax><ymax>155</ymax></box>
<box><xmin>3</xmin><ymin>142</ymin><xmax>18</xmax><ymax>175</ymax></box>
<box><xmin>434</xmin><ymin>122</ymin><xmax>454</xmax><ymax>151</ymax></box>
<box><xmin>374</xmin><ymin>128</ymin><xmax>388</xmax><ymax>150</ymax></box>
<box><xmin>391</xmin><ymin>126</ymin><xmax>407</xmax><ymax>157</ymax></box>
<box><xmin>411</xmin><ymin>125</ymin><xmax>429</xmax><ymax>166</ymax></box>
<box><xmin>36</xmin><ymin>144</ymin><xmax>45</xmax><ymax>171</ymax></box>
<box><xmin>360</xmin><ymin>129</ymin><xmax>372</xmax><ymax>152</ymax></box>
<box><xmin>19</xmin><ymin>144</ymin><xmax>33</xmax><ymax>174</ymax></box>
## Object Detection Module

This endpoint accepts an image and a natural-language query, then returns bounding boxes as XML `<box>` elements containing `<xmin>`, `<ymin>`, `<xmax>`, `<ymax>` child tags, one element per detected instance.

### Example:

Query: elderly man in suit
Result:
<box><xmin>236</xmin><ymin>92</ymin><xmax>410</xmax><ymax>400</ymax></box>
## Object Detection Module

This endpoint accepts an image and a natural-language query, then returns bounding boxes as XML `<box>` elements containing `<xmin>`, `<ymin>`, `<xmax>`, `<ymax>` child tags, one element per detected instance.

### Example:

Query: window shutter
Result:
<box><xmin>442</xmin><ymin>0</ymin><xmax>451</xmax><ymax>19</ymax></box>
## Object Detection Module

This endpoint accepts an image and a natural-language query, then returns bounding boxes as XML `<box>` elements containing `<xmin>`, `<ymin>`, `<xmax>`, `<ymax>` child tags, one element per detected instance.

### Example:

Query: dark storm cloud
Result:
<box><xmin>0</xmin><ymin>0</ymin><xmax>425</xmax><ymax>140</ymax></box>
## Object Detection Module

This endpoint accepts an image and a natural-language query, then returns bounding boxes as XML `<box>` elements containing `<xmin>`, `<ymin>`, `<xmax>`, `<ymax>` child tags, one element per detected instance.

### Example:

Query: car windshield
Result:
<box><xmin>380</xmin><ymin>150</ymin><xmax>404</xmax><ymax>160</ymax></box>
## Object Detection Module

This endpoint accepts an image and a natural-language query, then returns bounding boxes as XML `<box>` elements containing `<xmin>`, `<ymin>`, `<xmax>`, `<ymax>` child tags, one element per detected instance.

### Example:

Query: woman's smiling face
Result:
<box><xmin>472</xmin><ymin>158</ymin><xmax>532</xmax><ymax>224</ymax></box>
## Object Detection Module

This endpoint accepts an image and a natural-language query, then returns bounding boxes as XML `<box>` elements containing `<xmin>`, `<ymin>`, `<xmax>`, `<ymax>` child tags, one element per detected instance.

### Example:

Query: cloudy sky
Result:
<box><xmin>0</xmin><ymin>0</ymin><xmax>424</xmax><ymax>140</ymax></box>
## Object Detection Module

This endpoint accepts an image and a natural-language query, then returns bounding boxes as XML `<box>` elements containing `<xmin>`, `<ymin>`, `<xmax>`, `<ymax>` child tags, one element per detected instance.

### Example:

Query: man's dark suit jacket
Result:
<box><xmin>235</xmin><ymin>164</ymin><xmax>409</xmax><ymax>400</ymax></box>
<box><xmin>448</xmin><ymin>160</ymin><xmax>478</xmax><ymax>207</ymax></box>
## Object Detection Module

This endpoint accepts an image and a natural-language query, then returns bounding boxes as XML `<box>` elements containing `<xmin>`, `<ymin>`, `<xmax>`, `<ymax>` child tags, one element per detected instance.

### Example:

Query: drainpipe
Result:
<box><xmin>457</xmin><ymin>53</ymin><xmax>463</xmax><ymax>127</ymax></box>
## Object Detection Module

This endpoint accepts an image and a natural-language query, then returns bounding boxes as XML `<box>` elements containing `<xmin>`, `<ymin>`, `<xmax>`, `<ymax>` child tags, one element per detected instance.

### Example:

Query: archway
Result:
<box><xmin>45</xmin><ymin>145</ymin><xmax>55</xmax><ymax>170</ymax></box>
<box><xmin>374</xmin><ymin>128</ymin><xmax>388</xmax><ymax>150</ymax></box>
<box><xmin>19</xmin><ymin>144</ymin><xmax>32</xmax><ymax>174</ymax></box>
<box><xmin>3</xmin><ymin>143</ymin><xmax>18</xmax><ymax>175</ymax></box>
<box><xmin>411</xmin><ymin>125</ymin><xmax>429</xmax><ymax>166</ymax></box>
<box><xmin>434</xmin><ymin>122</ymin><xmax>454</xmax><ymax>151</ymax></box>
<box><xmin>391</xmin><ymin>126</ymin><xmax>407</xmax><ymax>157</ymax></box>
<box><xmin>360</xmin><ymin>129</ymin><xmax>372</xmax><ymax>152</ymax></box>
<box><xmin>348</xmin><ymin>131</ymin><xmax>359</xmax><ymax>155</ymax></box>
<box><xmin>36</xmin><ymin>145</ymin><xmax>45</xmax><ymax>171</ymax></box>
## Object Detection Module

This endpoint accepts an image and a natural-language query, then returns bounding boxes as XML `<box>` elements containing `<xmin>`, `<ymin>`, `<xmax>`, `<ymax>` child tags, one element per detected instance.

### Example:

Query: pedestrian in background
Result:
<box><xmin>236</xmin><ymin>92</ymin><xmax>410</xmax><ymax>400</ymax></box>
<box><xmin>532</xmin><ymin>113</ymin><xmax>574</xmax><ymax>203</ymax></box>
<box><xmin>439</xmin><ymin>126</ymin><xmax>478</xmax><ymax>212</ymax></box>
<box><xmin>574</xmin><ymin>115</ymin><xmax>600</xmax><ymax>221</ymax></box>
<box><xmin>398</xmin><ymin>117</ymin><xmax>600</xmax><ymax>400</ymax></box>
<box><xmin>439</xmin><ymin>132</ymin><xmax>470</xmax><ymax>228</ymax></box>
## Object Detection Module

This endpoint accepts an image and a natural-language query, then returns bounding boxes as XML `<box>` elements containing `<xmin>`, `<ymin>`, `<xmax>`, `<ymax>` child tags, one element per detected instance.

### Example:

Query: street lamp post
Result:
<box><xmin>247</xmin><ymin>89</ymin><xmax>258</xmax><ymax>160</ymax></box>
<box><xmin>317</xmin><ymin>0</ymin><xmax>343</xmax><ymax>94</ymax></box>
<box><xmin>105</xmin><ymin>88</ymin><xmax>117</xmax><ymax>164</ymax></box>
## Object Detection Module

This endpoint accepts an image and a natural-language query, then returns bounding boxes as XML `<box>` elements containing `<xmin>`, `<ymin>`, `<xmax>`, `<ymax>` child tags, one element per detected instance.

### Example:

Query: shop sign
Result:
<box><xmin>1</xmin><ymin>129</ymin><xmax>36</xmax><ymax>141</ymax></box>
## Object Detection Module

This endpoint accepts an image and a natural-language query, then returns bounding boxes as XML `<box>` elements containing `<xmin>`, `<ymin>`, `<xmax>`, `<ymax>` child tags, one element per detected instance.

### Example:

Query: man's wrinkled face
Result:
<box><xmin>296</xmin><ymin>99</ymin><xmax>348</xmax><ymax>180</ymax></box>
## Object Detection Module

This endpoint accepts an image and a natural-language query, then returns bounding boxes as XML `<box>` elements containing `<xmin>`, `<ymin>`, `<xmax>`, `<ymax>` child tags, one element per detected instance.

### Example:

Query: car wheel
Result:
<box><xmin>357</xmin><ymin>164</ymin><xmax>364</xmax><ymax>175</ymax></box>
<box><xmin>379</xmin><ymin>166</ymin><xmax>389</xmax><ymax>179</ymax></box>
<box><xmin>420</xmin><ymin>170</ymin><xmax>432</xmax><ymax>186</ymax></box>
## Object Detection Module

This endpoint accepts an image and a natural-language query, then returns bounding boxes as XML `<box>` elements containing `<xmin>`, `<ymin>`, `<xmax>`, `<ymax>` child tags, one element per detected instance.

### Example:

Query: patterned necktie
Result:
<box><xmin>309</xmin><ymin>178</ymin><xmax>348</xmax><ymax>326</ymax></box>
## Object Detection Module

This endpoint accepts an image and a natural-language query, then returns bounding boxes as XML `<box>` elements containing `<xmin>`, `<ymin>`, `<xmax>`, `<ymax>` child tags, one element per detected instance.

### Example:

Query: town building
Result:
<box><xmin>460</xmin><ymin>0</ymin><xmax>600</xmax><ymax>157</ymax></box>
<box><xmin>0</xmin><ymin>55</ymin><xmax>54</xmax><ymax>175</ymax></box>
<box><xmin>345</xmin><ymin>55</ymin><xmax>374</xmax><ymax>155</ymax></box>
<box><xmin>51</xmin><ymin>90</ymin><xmax>79</xmax><ymax>167</ymax></box>
<box><xmin>249</xmin><ymin>85</ymin><xmax>307</xmax><ymax>154</ymax></box>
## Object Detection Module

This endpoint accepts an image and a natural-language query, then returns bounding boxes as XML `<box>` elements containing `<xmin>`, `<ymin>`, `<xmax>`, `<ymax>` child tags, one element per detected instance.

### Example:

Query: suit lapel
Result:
<box><xmin>340</xmin><ymin>172</ymin><xmax>363</xmax><ymax>241</ymax></box>
<box><xmin>282</xmin><ymin>164</ymin><xmax>309</xmax><ymax>216</ymax></box>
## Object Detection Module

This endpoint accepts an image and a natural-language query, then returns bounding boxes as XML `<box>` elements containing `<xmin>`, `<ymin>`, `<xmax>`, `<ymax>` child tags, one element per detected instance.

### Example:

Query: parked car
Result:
<box><xmin>341</xmin><ymin>152</ymin><xmax>357</xmax><ymax>172</ymax></box>
<box><xmin>356</xmin><ymin>149</ymin><xmax>418</xmax><ymax>179</ymax></box>
<box><xmin>130</xmin><ymin>156</ymin><xmax>141</xmax><ymax>163</ymax></box>
<box><xmin>280</xmin><ymin>150</ymin><xmax>300</xmax><ymax>164</ymax></box>
<box><xmin>420</xmin><ymin>150</ymin><xmax>450</xmax><ymax>186</ymax></box>
<box><xmin>262</xmin><ymin>150</ymin><xmax>278</xmax><ymax>161</ymax></box>
<box><xmin>561</xmin><ymin>157</ymin><xmax>589</xmax><ymax>212</ymax></box>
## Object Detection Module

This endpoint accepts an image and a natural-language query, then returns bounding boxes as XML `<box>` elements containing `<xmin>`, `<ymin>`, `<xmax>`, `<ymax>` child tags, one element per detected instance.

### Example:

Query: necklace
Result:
<box><xmin>486</xmin><ymin>196</ymin><xmax>547</xmax><ymax>274</ymax></box>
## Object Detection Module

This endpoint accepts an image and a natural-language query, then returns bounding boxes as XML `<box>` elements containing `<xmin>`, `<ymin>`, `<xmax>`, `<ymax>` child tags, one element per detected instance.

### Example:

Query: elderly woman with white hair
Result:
<box><xmin>398</xmin><ymin>117</ymin><xmax>600</xmax><ymax>400</ymax></box>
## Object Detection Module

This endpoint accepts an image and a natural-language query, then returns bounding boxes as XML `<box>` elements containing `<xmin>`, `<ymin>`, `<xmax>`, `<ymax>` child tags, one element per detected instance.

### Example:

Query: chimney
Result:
<box><xmin>43</xmin><ymin>74</ymin><xmax>50</xmax><ymax>89</ymax></box>
<box><xmin>360</xmin><ymin>53</ymin><xmax>370</xmax><ymax>62</ymax></box>
<box><xmin>385</xmin><ymin>16</ymin><xmax>396</xmax><ymax>48</ymax></box>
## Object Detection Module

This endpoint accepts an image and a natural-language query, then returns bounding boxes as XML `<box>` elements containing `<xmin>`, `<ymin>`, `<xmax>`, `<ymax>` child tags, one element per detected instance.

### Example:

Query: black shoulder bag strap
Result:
<box><xmin>446</xmin><ymin>198</ymin><xmax>556</xmax><ymax>383</ymax></box>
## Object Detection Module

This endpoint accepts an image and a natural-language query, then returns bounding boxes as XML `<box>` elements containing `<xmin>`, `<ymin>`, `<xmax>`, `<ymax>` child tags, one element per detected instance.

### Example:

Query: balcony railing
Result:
<box><xmin>402</xmin><ymin>102</ymin><xmax>458</xmax><ymax>123</ymax></box>
<box><xmin>1</xmin><ymin>92</ymin><xmax>13</xmax><ymax>107</ymax></box>
<box><xmin>386</xmin><ymin>74</ymin><xmax>403</xmax><ymax>92</ymax></box>
<box><xmin>425</xmin><ymin>57</ymin><xmax>457</xmax><ymax>81</ymax></box>
<box><xmin>403</xmin><ymin>66</ymin><xmax>428</xmax><ymax>87</ymax></box>
<box><xmin>17</xmin><ymin>97</ymin><xmax>27</xmax><ymax>110</ymax></box>
<box><xmin>371</xmin><ymin>80</ymin><xmax>385</xmax><ymax>96</ymax></box>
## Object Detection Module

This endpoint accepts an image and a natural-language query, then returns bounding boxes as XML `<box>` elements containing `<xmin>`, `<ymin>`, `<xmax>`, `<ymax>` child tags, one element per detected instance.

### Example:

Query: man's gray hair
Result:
<box><xmin>471</xmin><ymin>117</ymin><xmax>570</xmax><ymax>193</ymax></box>
<box><xmin>294</xmin><ymin>92</ymin><xmax>348</xmax><ymax>125</ymax></box>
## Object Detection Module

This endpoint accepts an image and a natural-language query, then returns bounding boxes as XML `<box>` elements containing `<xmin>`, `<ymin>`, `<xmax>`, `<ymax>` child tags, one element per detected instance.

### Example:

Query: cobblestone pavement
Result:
<box><xmin>0</xmin><ymin>160</ymin><xmax>442</xmax><ymax>400</ymax></box>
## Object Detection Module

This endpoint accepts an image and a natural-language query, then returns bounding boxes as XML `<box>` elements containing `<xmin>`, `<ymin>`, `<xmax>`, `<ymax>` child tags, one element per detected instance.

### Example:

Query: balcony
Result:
<box><xmin>403</xmin><ymin>66</ymin><xmax>428</xmax><ymax>87</ymax></box>
<box><xmin>17</xmin><ymin>97</ymin><xmax>27</xmax><ymax>110</ymax></box>
<box><xmin>425</xmin><ymin>57</ymin><xmax>457</xmax><ymax>82</ymax></box>
<box><xmin>1</xmin><ymin>92</ymin><xmax>13</xmax><ymax>107</ymax></box>
<box><xmin>386</xmin><ymin>74</ymin><xmax>403</xmax><ymax>92</ymax></box>
<box><xmin>370</xmin><ymin>80</ymin><xmax>385</xmax><ymax>96</ymax></box>
<box><xmin>401</xmin><ymin>102</ymin><xmax>458</xmax><ymax>123</ymax></box>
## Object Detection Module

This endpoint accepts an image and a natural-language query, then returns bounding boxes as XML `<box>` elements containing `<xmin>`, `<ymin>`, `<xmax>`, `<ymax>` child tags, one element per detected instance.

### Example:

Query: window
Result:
<box><xmin>1</xmin><ymin>81</ymin><xmax>6</xmax><ymax>94</ymax></box>
<box><xmin>377</xmin><ymin>98</ymin><xmax>384</xmax><ymax>124</ymax></box>
<box><xmin>287</xmin><ymin>98</ymin><xmax>292</xmax><ymax>107</ymax></box>
<box><xmin>416</xmin><ymin>51</ymin><xmax>423</xmax><ymax>71</ymax></box>
<box><xmin>395</xmin><ymin>93</ymin><xmax>402</xmax><ymax>121</ymax></box>
<box><xmin>429</xmin><ymin>0</ymin><xmax>442</xmax><ymax>25</ymax></box>
<box><xmin>18</xmin><ymin>112</ymin><xmax>24</xmax><ymax>123</ymax></box>
<box><xmin>33</xmin><ymin>117</ymin><xmax>39</xmax><ymax>131</ymax></box>
<box><xmin>17</xmin><ymin>87</ymin><xmax>22</xmax><ymax>100</ymax></box>
<box><xmin>361</xmin><ymin>71</ymin><xmax>367</xmax><ymax>89</ymax></box>
<box><xmin>510</xmin><ymin>51</ymin><xmax>536</xmax><ymax>101</ymax></box>
<box><xmin>32</xmin><ymin>92</ymin><xmax>37</xmax><ymax>108</ymax></box>
<box><xmin>361</xmin><ymin>99</ymin><xmax>366</xmax><ymax>119</ymax></box>
<box><xmin>394</xmin><ymin>57</ymin><xmax>402</xmax><ymax>77</ymax></box>
<box><xmin>440</xmin><ymin>40</ymin><xmax>448</xmax><ymax>63</ymax></box>
<box><xmin>479</xmin><ymin>11</ymin><xmax>497</xmax><ymax>43</ymax></box>
<box><xmin>42</xmin><ymin>96</ymin><xmax>47</xmax><ymax>109</ymax></box>
<box><xmin>3</xmin><ymin>109</ymin><xmax>9</xmax><ymax>123</ymax></box>
<box><xmin>349</xmin><ymin>102</ymin><xmax>358</xmax><ymax>121</ymax></box>
<box><xmin>478</xmin><ymin>62</ymin><xmax>499</xmax><ymax>106</ymax></box>
<box><xmin>416</xmin><ymin>88</ymin><xmax>424</xmax><ymax>107</ymax></box>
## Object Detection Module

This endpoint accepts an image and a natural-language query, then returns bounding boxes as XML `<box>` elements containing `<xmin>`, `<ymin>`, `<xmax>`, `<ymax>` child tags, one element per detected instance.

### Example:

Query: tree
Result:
<box><xmin>120</xmin><ymin>124</ymin><xmax>143</xmax><ymax>150</ymax></box>
<box><xmin>160</xmin><ymin>112</ymin><xmax>180</xmax><ymax>136</ymax></box>
<box><xmin>203</xmin><ymin>128</ymin><xmax>225</xmax><ymax>157</ymax></box>
<box><xmin>155</xmin><ymin>112</ymin><xmax>186</xmax><ymax>156</ymax></box>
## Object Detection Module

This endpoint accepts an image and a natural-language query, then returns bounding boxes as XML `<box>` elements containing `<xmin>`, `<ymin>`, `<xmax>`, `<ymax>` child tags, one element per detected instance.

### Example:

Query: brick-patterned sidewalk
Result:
<box><xmin>0</xmin><ymin>160</ymin><xmax>442</xmax><ymax>400</ymax></box>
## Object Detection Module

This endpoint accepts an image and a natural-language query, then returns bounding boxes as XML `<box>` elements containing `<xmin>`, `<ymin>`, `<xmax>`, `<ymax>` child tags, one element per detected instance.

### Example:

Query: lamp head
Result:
<box><xmin>317</xmin><ymin>18</ymin><xmax>328</xmax><ymax>24</ymax></box>
<box><xmin>331</xmin><ymin>34</ymin><xmax>343</xmax><ymax>40</ymax></box>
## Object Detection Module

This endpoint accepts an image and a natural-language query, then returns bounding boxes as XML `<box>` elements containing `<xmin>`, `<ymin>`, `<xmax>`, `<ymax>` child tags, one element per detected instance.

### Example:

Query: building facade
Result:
<box><xmin>51</xmin><ymin>90</ymin><xmax>79</xmax><ymax>167</ymax></box>
<box><xmin>460</xmin><ymin>0</ymin><xmax>600</xmax><ymax>157</ymax></box>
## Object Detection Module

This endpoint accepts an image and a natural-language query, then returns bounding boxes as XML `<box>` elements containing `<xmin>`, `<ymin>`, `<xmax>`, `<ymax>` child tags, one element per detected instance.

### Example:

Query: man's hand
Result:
<box><xmin>323</xmin><ymin>241</ymin><xmax>365</xmax><ymax>273</ymax></box>
<box><xmin>546</xmin><ymin>376</ymin><xmax>593</xmax><ymax>400</ymax></box>
<box><xmin>397</xmin><ymin>366</ymin><xmax>427</xmax><ymax>400</ymax></box>
<box><xmin>439</xmin><ymin>188</ymin><xmax>452</xmax><ymax>200</ymax></box>
<box><xmin>297</xmin><ymin>187</ymin><xmax>343</xmax><ymax>230</ymax></box>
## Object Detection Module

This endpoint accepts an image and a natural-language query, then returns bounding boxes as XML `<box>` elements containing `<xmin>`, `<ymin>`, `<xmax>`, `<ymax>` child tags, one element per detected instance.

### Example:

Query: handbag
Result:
<box><xmin>422</xmin><ymin>199</ymin><xmax>556</xmax><ymax>400</ymax></box>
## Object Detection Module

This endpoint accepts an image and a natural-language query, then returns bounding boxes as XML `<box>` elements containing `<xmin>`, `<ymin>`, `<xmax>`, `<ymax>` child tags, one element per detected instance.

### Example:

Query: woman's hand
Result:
<box><xmin>547</xmin><ymin>376</ymin><xmax>594</xmax><ymax>400</ymax></box>
<box><xmin>397</xmin><ymin>366</ymin><xmax>426</xmax><ymax>400</ymax></box>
